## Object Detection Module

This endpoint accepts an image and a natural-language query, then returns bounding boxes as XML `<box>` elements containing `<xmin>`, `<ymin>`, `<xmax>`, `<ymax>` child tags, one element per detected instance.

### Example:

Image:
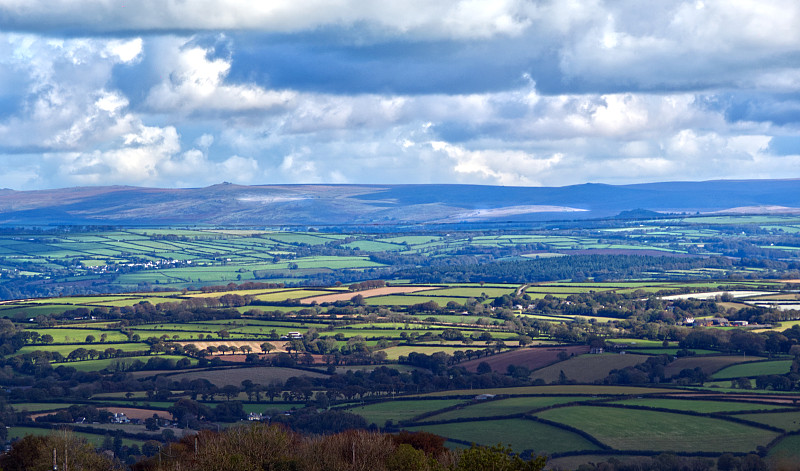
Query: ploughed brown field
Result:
<box><xmin>181</xmin><ymin>340</ymin><xmax>289</xmax><ymax>354</ymax></box>
<box><xmin>300</xmin><ymin>286</ymin><xmax>438</xmax><ymax>304</ymax></box>
<box><xmin>459</xmin><ymin>345</ymin><xmax>590</xmax><ymax>373</ymax></box>
<box><xmin>101</xmin><ymin>407</ymin><xmax>172</xmax><ymax>421</ymax></box>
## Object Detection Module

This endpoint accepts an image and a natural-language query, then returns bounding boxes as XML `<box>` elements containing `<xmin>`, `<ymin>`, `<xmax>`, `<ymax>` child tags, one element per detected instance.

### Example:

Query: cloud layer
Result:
<box><xmin>0</xmin><ymin>1</ymin><xmax>798</xmax><ymax>190</ymax></box>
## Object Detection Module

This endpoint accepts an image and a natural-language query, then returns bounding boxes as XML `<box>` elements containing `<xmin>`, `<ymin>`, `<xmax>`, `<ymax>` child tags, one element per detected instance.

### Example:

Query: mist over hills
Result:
<box><xmin>0</xmin><ymin>179</ymin><xmax>798</xmax><ymax>226</ymax></box>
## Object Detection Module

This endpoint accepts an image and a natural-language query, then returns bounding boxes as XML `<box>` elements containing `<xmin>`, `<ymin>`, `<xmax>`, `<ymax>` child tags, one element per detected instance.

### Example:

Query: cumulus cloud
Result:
<box><xmin>0</xmin><ymin>34</ymin><xmax>139</xmax><ymax>152</ymax></box>
<box><xmin>558</xmin><ymin>0</ymin><xmax>800</xmax><ymax>91</ymax></box>
<box><xmin>144</xmin><ymin>37</ymin><xmax>295</xmax><ymax>115</ymax></box>
<box><xmin>0</xmin><ymin>2</ymin><xmax>799</xmax><ymax>190</ymax></box>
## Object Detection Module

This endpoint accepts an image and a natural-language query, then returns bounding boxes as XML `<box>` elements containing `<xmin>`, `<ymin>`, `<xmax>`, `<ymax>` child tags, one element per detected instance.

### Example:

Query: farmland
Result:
<box><xmin>534</xmin><ymin>405</ymin><xmax>779</xmax><ymax>453</ymax></box>
<box><xmin>0</xmin><ymin>212</ymin><xmax>799</xmax><ymax>301</ymax></box>
<box><xmin>2</xmin><ymin>276</ymin><xmax>800</xmax><ymax>469</ymax></box>
<box><xmin>1</xmin><ymin>215</ymin><xmax>800</xmax><ymax>468</ymax></box>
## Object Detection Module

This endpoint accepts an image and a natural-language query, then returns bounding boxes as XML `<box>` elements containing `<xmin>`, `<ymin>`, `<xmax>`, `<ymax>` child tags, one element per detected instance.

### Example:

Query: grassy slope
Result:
<box><xmin>534</xmin><ymin>405</ymin><xmax>778</xmax><ymax>453</ymax></box>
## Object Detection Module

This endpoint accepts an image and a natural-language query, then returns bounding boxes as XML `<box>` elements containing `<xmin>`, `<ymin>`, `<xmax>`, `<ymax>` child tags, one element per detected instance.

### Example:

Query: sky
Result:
<box><xmin>0</xmin><ymin>0</ymin><xmax>799</xmax><ymax>190</ymax></box>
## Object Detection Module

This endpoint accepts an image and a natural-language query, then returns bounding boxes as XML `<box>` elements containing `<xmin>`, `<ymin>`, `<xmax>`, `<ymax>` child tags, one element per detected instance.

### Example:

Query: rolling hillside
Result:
<box><xmin>0</xmin><ymin>179</ymin><xmax>798</xmax><ymax>226</ymax></box>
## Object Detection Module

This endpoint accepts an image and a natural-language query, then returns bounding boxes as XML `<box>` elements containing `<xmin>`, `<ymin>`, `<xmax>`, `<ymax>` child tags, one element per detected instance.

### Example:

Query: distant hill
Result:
<box><xmin>0</xmin><ymin>179</ymin><xmax>798</xmax><ymax>226</ymax></box>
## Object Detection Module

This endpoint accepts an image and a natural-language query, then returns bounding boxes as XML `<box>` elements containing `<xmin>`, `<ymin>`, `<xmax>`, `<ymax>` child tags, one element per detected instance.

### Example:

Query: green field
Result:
<box><xmin>25</xmin><ymin>328</ymin><xmax>129</xmax><ymax>344</ymax></box>
<box><xmin>529</xmin><ymin>353</ymin><xmax>648</xmax><ymax>383</ymax></box>
<box><xmin>417</xmin><ymin>385</ymin><xmax>677</xmax><ymax>397</ymax></box>
<box><xmin>423</xmin><ymin>396</ymin><xmax>586</xmax><ymax>421</ymax></box>
<box><xmin>663</xmin><ymin>356</ymin><xmax>764</xmax><ymax>378</ymax></box>
<box><xmin>66</xmin><ymin>355</ymin><xmax>196</xmax><ymax>372</ymax></box>
<box><xmin>381</xmin><ymin>345</ymin><xmax>482</xmax><ymax>360</ymax></box>
<box><xmin>534</xmin><ymin>405</ymin><xmax>779</xmax><ymax>452</ymax></box>
<box><xmin>424</xmin><ymin>287</ymin><xmax>516</xmax><ymax>298</ymax></box>
<box><xmin>167</xmin><ymin>366</ymin><xmax>328</xmax><ymax>387</ymax></box>
<box><xmin>734</xmin><ymin>410</ymin><xmax>800</xmax><ymax>431</ymax></box>
<box><xmin>711</xmin><ymin>360</ymin><xmax>794</xmax><ymax>380</ymax></box>
<box><xmin>7</xmin><ymin>427</ymin><xmax>145</xmax><ymax>447</ymax></box>
<box><xmin>768</xmin><ymin>434</ymin><xmax>800</xmax><ymax>465</ymax></box>
<box><xmin>611</xmin><ymin>398</ymin><xmax>791</xmax><ymax>414</ymax></box>
<box><xmin>347</xmin><ymin>399</ymin><xmax>465</xmax><ymax>425</ymax></box>
<box><xmin>11</xmin><ymin>403</ymin><xmax>76</xmax><ymax>412</ymax></box>
<box><xmin>14</xmin><ymin>342</ymin><xmax>150</xmax><ymax>356</ymax></box>
<box><xmin>406</xmin><ymin>418</ymin><xmax>602</xmax><ymax>454</ymax></box>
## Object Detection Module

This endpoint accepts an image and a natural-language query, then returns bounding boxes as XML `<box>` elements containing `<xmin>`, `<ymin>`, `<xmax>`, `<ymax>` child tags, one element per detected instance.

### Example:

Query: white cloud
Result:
<box><xmin>102</xmin><ymin>38</ymin><xmax>143</xmax><ymax>63</ymax></box>
<box><xmin>1</xmin><ymin>5</ymin><xmax>799</xmax><ymax>192</ymax></box>
<box><xmin>558</xmin><ymin>0</ymin><xmax>800</xmax><ymax>90</ymax></box>
<box><xmin>144</xmin><ymin>38</ymin><xmax>295</xmax><ymax>115</ymax></box>
<box><xmin>0</xmin><ymin>0</ymin><xmax>534</xmax><ymax>39</ymax></box>
<box><xmin>48</xmin><ymin>124</ymin><xmax>180</xmax><ymax>184</ymax></box>
<box><xmin>430</xmin><ymin>141</ymin><xmax>563</xmax><ymax>186</ymax></box>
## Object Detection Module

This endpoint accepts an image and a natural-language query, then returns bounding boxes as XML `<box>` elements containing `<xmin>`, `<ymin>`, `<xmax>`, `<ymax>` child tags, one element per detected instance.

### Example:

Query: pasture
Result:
<box><xmin>533</xmin><ymin>405</ymin><xmax>779</xmax><ymax>453</ymax></box>
<box><xmin>406</xmin><ymin>418</ymin><xmax>602</xmax><ymax>455</ymax></box>
<box><xmin>422</xmin><ymin>396</ymin><xmax>585</xmax><ymax>421</ymax></box>
<box><xmin>166</xmin><ymin>366</ymin><xmax>329</xmax><ymax>386</ymax></box>
<box><xmin>528</xmin><ymin>353</ymin><xmax>648</xmax><ymax>384</ymax></box>
<box><xmin>417</xmin><ymin>385</ymin><xmax>676</xmax><ymax>397</ymax></box>
<box><xmin>611</xmin><ymin>398</ymin><xmax>792</xmax><ymax>414</ymax></box>
<box><xmin>734</xmin><ymin>411</ymin><xmax>800</xmax><ymax>432</ymax></box>
<box><xmin>663</xmin><ymin>356</ymin><xmax>763</xmax><ymax>378</ymax></box>
<box><xmin>711</xmin><ymin>360</ymin><xmax>794</xmax><ymax>380</ymax></box>
<box><xmin>347</xmin><ymin>399</ymin><xmax>466</xmax><ymax>426</ymax></box>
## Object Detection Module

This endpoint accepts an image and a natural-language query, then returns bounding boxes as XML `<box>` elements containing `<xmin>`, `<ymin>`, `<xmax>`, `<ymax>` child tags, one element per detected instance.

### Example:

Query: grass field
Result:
<box><xmin>611</xmin><ymin>398</ymin><xmax>792</xmax><ymax>414</ymax></box>
<box><xmin>7</xmin><ymin>427</ymin><xmax>146</xmax><ymax>447</ymax></box>
<box><xmin>423</xmin><ymin>396</ymin><xmax>586</xmax><ymax>422</ymax></box>
<box><xmin>423</xmin><ymin>287</ymin><xmax>516</xmax><ymax>298</ymax></box>
<box><xmin>11</xmin><ymin>403</ymin><xmax>76</xmax><ymax>412</ymax></box>
<box><xmin>406</xmin><ymin>418</ymin><xmax>602</xmax><ymax>454</ymax></box>
<box><xmin>67</xmin><ymin>355</ymin><xmax>196</xmax><ymax>372</ymax></box>
<box><xmin>711</xmin><ymin>360</ymin><xmax>794</xmax><ymax>380</ymax></box>
<box><xmin>26</xmin><ymin>328</ymin><xmax>129</xmax><ymax>344</ymax></box>
<box><xmin>663</xmin><ymin>356</ymin><xmax>764</xmax><ymax>378</ymax></box>
<box><xmin>14</xmin><ymin>342</ymin><xmax>150</xmax><ymax>357</ymax></box>
<box><xmin>381</xmin><ymin>345</ymin><xmax>491</xmax><ymax>360</ymax></box>
<box><xmin>625</xmin><ymin>348</ymin><xmax>719</xmax><ymax>355</ymax></box>
<box><xmin>534</xmin><ymin>405</ymin><xmax>779</xmax><ymax>453</ymax></box>
<box><xmin>768</xmin><ymin>434</ymin><xmax>800</xmax><ymax>466</ymax></box>
<box><xmin>347</xmin><ymin>399</ymin><xmax>465</xmax><ymax>425</ymax></box>
<box><xmin>166</xmin><ymin>366</ymin><xmax>328</xmax><ymax>386</ymax></box>
<box><xmin>417</xmin><ymin>385</ymin><xmax>677</xmax><ymax>397</ymax></box>
<box><xmin>733</xmin><ymin>410</ymin><xmax>800</xmax><ymax>431</ymax></box>
<box><xmin>529</xmin><ymin>353</ymin><xmax>648</xmax><ymax>383</ymax></box>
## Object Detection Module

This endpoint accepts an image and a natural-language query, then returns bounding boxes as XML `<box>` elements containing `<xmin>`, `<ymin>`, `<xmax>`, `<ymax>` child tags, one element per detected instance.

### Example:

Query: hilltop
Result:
<box><xmin>0</xmin><ymin>179</ymin><xmax>799</xmax><ymax>226</ymax></box>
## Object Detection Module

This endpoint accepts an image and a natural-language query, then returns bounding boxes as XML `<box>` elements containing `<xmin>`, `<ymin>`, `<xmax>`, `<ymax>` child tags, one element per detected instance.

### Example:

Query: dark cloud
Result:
<box><xmin>225</xmin><ymin>31</ymin><xmax>543</xmax><ymax>95</ymax></box>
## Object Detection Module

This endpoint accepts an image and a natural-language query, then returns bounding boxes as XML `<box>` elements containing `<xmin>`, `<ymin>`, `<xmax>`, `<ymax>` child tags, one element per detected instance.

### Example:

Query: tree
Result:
<box><xmin>287</xmin><ymin>339</ymin><xmax>305</xmax><ymax>358</ymax></box>
<box><xmin>476</xmin><ymin>361</ymin><xmax>492</xmax><ymax>374</ymax></box>
<box><xmin>85</xmin><ymin>334</ymin><xmax>96</xmax><ymax>343</ymax></box>
<box><xmin>222</xmin><ymin>384</ymin><xmax>240</xmax><ymax>401</ymax></box>
<box><xmin>145</xmin><ymin>416</ymin><xmax>160</xmax><ymax>431</ymax></box>
<box><xmin>261</xmin><ymin>342</ymin><xmax>276</xmax><ymax>355</ymax></box>
<box><xmin>40</xmin><ymin>334</ymin><xmax>54</xmax><ymax>344</ymax></box>
<box><xmin>68</xmin><ymin>347</ymin><xmax>89</xmax><ymax>361</ymax></box>
<box><xmin>455</xmin><ymin>443</ymin><xmax>547</xmax><ymax>471</ymax></box>
<box><xmin>0</xmin><ymin>430</ymin><xmax>122</xmax><ymax>471</ymax></box>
